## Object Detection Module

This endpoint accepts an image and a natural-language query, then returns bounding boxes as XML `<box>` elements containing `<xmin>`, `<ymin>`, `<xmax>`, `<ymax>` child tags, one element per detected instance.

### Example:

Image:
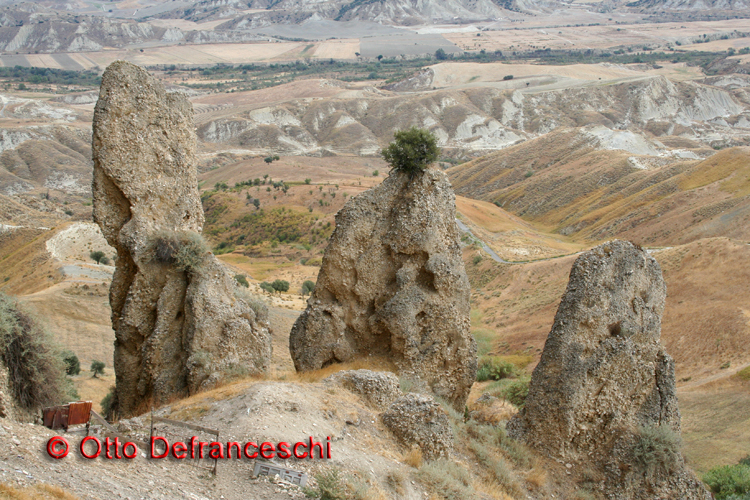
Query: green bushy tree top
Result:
<box><xmin>381</xmin><ymin>127</ymin><xmax>440</xmax><ymax>178</ymax></box>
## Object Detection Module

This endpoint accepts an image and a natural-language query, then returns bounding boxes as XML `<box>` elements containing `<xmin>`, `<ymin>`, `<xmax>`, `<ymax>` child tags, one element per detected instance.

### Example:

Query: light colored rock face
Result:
<box><xmin>289</xmin><ymin>169</ymin><xmax>476</xmax><ymax>409</ymax></box>
<box><xmin>324</xmin><ymin>370</ymin><xmax>402</xmax><ymax>409</ymax></box>
<box><xmin>0</xmin><ymin>361</ymin><xmax>15</xmax><ymax>420</ymax></box>
<box><xmin>92</xmin><ymin>61</ymin><xmax>271</xmax><ymax>417</ymax></box>
<box><xmin>508</xmin><ymin>240</ymin><xmax>710</xmax><ymax>500</ymax></box>
<box><xmin>381</xmin><ymin>393</ymin><xmax>453</xmax><ymax>461</ymax></box>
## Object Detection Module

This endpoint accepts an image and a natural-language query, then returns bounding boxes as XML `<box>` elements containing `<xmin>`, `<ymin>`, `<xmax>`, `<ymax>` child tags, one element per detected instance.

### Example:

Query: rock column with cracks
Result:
<box><xmin>289</xmin><ymin>168</ymin><xmax>476</xmax><ymax>409</ymax></box>
<box><xmin>92</xmin><ymin>61</ymin><xmax>271</xmax><ymax>417</ymax></box>
<box><xmin>508</xmin><ymin>240</ymin><xmax>710</xmax><ymax>499</ymax></box>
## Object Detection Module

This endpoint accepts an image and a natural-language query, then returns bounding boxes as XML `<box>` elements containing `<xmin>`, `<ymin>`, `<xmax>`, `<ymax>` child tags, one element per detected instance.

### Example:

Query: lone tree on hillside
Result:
<box><xmin>91</xmin><ymin>360</ymin><xmax>105</xmax><ymax>378</ymax></box>
<box><xmin>90</xmin><ymin>250</ymin><xmax>106</xmax><ymax>264</ymax></box>
<box><xmin>381</xmin><ymin>126</ymin><xmax>440</xmax><ymax>178</ymax></box>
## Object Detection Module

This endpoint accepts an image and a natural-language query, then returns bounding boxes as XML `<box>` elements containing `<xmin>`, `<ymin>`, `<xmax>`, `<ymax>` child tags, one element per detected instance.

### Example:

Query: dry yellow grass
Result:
<box><xmin>72</xmin><ymin>373</ymin><xmax>116</xmax><ymax>413</ymax></box>
<box><xmin>0</xmin><ymin>483</ymin><xmax>79</xmax><ymax>500</ymax></box>
<box><xmin>402</xmin><ymin>447</ymin><xmax>423</xmax><ymax>469</ymax></box>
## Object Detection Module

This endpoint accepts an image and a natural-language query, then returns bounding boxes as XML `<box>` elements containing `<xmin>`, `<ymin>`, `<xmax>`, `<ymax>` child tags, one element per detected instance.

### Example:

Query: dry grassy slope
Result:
<box><xmin>450</xmin><ymin>140</ymin><xmax>750</xmax><ymax>246</ymax></box>
<box><xmin>456</xmin><ymin>197</ymin><xmax>586</xmax><ymax>260</ymax></box>
<box><xmin>0</xmin><ymin>193</ymin><xmax>60</xmax><ymax>228</ymax></box>
<box><xmin>0</xmin><ymin>226</ymin><xmax>62</xmax><ymax>295</ymax></box>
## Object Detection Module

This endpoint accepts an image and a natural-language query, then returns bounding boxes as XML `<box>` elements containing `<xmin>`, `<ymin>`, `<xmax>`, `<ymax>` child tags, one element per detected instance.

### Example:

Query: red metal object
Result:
<box><xmin>42</xmin><ymin>401</ymin><xmax>92</xmax><ymax>430</ymax></box>
<box><xmin>67</xmin><ymin>401</ymin><xmax>92</xmax><ymax>426</ymax></box>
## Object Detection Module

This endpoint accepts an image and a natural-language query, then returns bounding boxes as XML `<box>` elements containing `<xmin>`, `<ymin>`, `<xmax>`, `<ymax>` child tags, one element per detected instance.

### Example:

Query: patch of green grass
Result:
<box><xmin>737</xmin><ymin>365</ymin><xmax>750</xmax><ymax>381</ymax></box>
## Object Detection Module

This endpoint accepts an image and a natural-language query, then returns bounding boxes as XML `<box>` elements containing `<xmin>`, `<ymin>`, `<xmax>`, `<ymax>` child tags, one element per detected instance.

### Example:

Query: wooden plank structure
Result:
<box><xmin>150</xmin><ymin>410</ymin><xmax>221</xmax><ymax>475</ymax></box>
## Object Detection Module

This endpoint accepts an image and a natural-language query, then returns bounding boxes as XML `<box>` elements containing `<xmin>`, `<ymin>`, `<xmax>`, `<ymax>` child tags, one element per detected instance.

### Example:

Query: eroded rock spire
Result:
<box><xmin>93</xmin><ymin>61</ymin><xmax>271</xmax><ymax>417</ymax></box>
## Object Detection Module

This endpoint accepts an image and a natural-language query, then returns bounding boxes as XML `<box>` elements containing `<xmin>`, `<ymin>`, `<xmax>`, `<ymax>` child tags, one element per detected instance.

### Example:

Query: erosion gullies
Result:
<box><xmin>196</xmin><ymin>75</ymin><xmax>750</xmax><ymax>156</ymax></box>
<box><xmin>92</xmin><ymin>60</ymin><xmax>271</xmax><ymax>417</ymax></box>
<box><xmin>508</xmin><ymin>240</ymin><xmax>711</xmax><ymax>499</ymax></box>
<box><xmin>289</xmin><ymin>168</ymin><xmax>477</xmax><ymax>410</ymax></box>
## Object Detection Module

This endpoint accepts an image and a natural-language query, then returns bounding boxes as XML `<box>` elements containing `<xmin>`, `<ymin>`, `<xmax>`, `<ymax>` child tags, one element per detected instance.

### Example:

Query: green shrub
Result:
<box><xmin>259</xmin><ymin>281</ymin><xmax>274</xmax><ymax>294</ymax></box>
<box><xmin>301</xmin><ymin>280</ymin><xmax>315</xmax><ymax>295</ymax></box>
<box><xmin>62</xmin><ymin>351</ymin><xmax>80</xmax><ymax>375</ymax></box>
<box><xmin>89</xmin><ymin>250</ymin><xmax>106</xmax><ymax>264</ymax></box>
<box><xmin>271</xmin><ymin>279</ymin><xmax>290</xmax><ymax>293</ymax></box>
<box><xmin>472</xmin><ymin>255</ymin><xmax>482</xmax><ymax>265</ymax></box>
<box><xmin>737</xmin><ymin>365</ymin><xmax>750</xmax><ymax>381</ymax></box>
<box><xmin>91</xmin><ymin>360</ymin><xmax>105</xmax><ymax>378</ymax></box>
<box><xmin>502</xmin><ymin>379</ymin><xmax>529</xmax><ymax>407</ymax></box>
<box><xmin>704</xmin><ymin>464</ymin><xmax>750</xmax><ymax>499</ymax></box>
<box><xmin>234</xmin><ymin>274</ymin><xmax>249</xmax><ymax>287</ymax></box>
<box><xmin>476</xmin><ymin>356</ymin><xmax>516</xmax><ymax>381</ymax></box>
<box><xmin>0</xmin><ymin>293</ymin><xmax>74</xmax><ymax>410</ymax></box>
<box><xmin>632</xmin><ymin>424</ymin><xmax>682</xmax><ymax>478</ymax></box>
<box><xmin>304</xmin><ymin>467</ymin><xmax>347</xmax><ymax>499</ymax></box>
<box><xmin>381</xmin><ymin>127</ymin><xmax>440</xmax><ymax>178</ymax></box>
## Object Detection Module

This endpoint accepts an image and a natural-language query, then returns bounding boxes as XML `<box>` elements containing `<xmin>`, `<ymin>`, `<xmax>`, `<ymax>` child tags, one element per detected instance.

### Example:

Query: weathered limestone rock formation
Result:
<box><xmin>289</xmin><ymin>169</ymin><xmax>476</xmax><ymax>409</ymax></box>
<box><xmin>324</xmin><ymin>369</ymin><xmax>402</xmax><ymax>409</ymax></box>
<box><xmin>382</xmin><ymin>393</ymin><xmax>454</xmax><ymax>460</ymax></box>
<box><xmin>508</xmin><ymin>240</ymin><xmax>710</xmax><ymax>499</ymax></box>
<box><xmin>92</xmin><ymin>61</ymin><xmax>271</xmax><ymax>417</ymax></box>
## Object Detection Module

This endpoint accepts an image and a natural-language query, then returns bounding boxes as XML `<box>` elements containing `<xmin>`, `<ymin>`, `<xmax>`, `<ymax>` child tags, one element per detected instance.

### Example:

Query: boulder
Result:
<box><xmin>508</xmin><ymin>240</ymin><xmax>710</xmax><ymax>499</ymax></box>
<box><xmin>92</xmin><ymin>61</ymin><xmax>271</xmax><ymax>417</ymax></box>
<box><xmin>382</xmin><ymin>393</ymin><xmax>453</xmax><ymax>460</ymax></box>
<box><xmin>289</xmin><ymin>168</ymin><xmax>476</xmax><ymax>409</ymax></box>
<box><xmin>323</xmin><ymin>369</ymin><xmax>401</xmax><ymax>409</ymax></box>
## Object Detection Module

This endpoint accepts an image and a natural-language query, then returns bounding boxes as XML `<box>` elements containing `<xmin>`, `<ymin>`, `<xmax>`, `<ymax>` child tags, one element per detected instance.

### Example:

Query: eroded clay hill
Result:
<box><xmin>289</xmin><ymin>168</ymin><xmax>477</xmax><ymax>409</ymax></box>
<box><xmin>92</xmin><ymin>61</ymin><xmax>271</xmax><ymax>417</ymax></box>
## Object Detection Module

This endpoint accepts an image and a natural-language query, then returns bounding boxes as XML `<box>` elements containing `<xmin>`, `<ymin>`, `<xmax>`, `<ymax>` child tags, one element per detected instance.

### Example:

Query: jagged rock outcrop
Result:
<box><xmin>508</xmin><ymin>240</ymin><xmax>710</xmax><ymax>499</ymax></box>
<box><xmin>382</xmin><ymin>393</ymin><xmax>454</xmax><ymax>460</ymax></box>
<box><xmin>289</xmin><ymin>168</ymin><xmax>476</xmax><ymax>409</ymax></box>
<box><xmin>92</xmin><ymin>61</ymin><xmax>271</xmax><ymax>417</ymax></box>
<box><xmin>324</xmin><ymin>369</ymin><xmax>402</xmax><ymax>409</ymax></box>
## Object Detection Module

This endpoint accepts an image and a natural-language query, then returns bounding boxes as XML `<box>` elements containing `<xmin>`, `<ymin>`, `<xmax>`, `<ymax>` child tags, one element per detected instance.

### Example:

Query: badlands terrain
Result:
<box><xmin>0</xmin><ymin>3</ymin><xmax>749</xmax><ymax>497</ymax></box>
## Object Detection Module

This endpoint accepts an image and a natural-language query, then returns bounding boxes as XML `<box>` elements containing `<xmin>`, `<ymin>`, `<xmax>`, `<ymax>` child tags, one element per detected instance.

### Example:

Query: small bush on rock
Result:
<box><xmin>149</xmin><ymin>230</ymin><xmax>208</xmax><ymax>272</ymax></box>
<box><xmin>632</xmin><ymin>424</ymin><xmax>682</xmax><ymax>478</ymax></box>
<box><xmin>381</xmin><ymin>127</ymin><xmax>440</xmax><ymax>178</ymax></box>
